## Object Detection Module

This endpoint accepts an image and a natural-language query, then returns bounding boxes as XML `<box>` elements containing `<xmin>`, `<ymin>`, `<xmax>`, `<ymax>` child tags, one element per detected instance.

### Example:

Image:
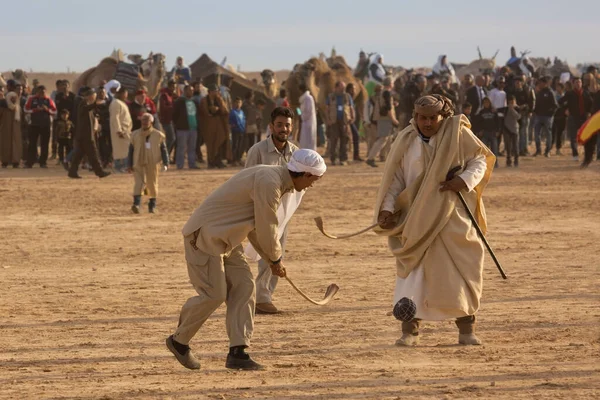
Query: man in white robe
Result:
<box><xmin>109</xmin><ymin>87</ymin><xmax>133</xmax><ymax>172</ymax></box>
<box><xmin>373</xmin><ymin>95</ymin><xmax>495</xmax><ymax>346</ymax></box>
<box><xmin>298</xmin><ymin>84</ymin><xmax>317</xmax><ymax>150</ymax></box>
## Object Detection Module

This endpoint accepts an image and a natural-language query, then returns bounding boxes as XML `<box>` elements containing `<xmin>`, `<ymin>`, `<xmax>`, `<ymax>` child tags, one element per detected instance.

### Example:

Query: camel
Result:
<box><xmin>73</xmin><ymin>52</ymin><xmax>165</xmax><ymax>99</ymax></box>
<box><xmin>0</xmin><ymin>73</ymin><xmax>6</xmax><ymax>88</ymax></box>
<box><xmin>260</xmin><ymin>69</ymin><xmax>279</xmax><ymax>99</ymax></box>
<box><xmin>286</xmin><ymin>55</ymin><xmax>368</xmax><ymax>124</ymax></box>
<box><xmin>11</xmin><ymin>69</ymin><xmax>29</xmax><ymax>88</ymax></box>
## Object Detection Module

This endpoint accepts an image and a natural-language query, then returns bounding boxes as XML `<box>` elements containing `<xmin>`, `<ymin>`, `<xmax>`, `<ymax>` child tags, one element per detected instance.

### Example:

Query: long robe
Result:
<box><xmin>299</xmin><ymin>91</ymin><xmax>317</xmax><ymax>151</ymax></box>
<box><xmin>199</xmin><ymin>95</ymin><xmax>231</xmax><ymax>165</ymax></box>
<box><xmin>0</xmin><ymin>102</ymin><xmax>22</xmax><ymax>164</ymax></box>
<box><xmin>109</xmin><ymin>98</ymin><xmax>133</xmax><ymax>160</ymax></box>
<box><xmin>373</xmin><ymin>115</ymin><xmax>495</xmax><ymax>319</ymax></box>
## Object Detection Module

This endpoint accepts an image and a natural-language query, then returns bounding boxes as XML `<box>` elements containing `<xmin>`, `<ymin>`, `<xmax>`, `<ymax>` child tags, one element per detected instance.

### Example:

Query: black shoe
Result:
<box><xmin>354</xmin><ymin>157</ymin><xmax>364</xmax><ymax>162</ymax></box>
<box><xmin>225</xmin><ymin>354</ymin><xmax>263</xmax><ymax>371</ymax></box>
<box><xmin>40</xmin><ymin>164</ymin><xmax>48</xmax><ymax>169</ymax></box>
<box><xmin>165</xmin><ymin>336</ymin><xmax>200</xmax><ymax>370</ymax></box>
<box><xmin>62</xmin><ymin>162</ymin><xmax>70</xmax><ymax>171</ymax></box>
<box><xmin>68</xmin><ymin>174</ymin><xmax>82</xmax><ymax>179</ymax></box>
<box><xmin>98</xmin><ymin>171</ymin><xmax>111</xmax><ymax>179</ymax></box>
<box><xmin>131</xmin><ymin>205</ymin><xmax>140</xmax><ymax>214</ymax></box>
<box><xmin>12</xmin><ymin>163</ymin><xmax>20</xmax><ymax>168</ymax></box>
<box><xmin>366</xmin><ymin>159</ymin><xmax>377</xmax><ymax>168</ymax></box>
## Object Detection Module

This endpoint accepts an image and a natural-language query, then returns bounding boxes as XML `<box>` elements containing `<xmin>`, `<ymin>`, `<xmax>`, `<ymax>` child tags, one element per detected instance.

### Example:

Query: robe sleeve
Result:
<box><xmin>458</xmin><ymin>154</ymin><xmax>487</xmax><ymax>192</ymax></box>
<box><xmin>382</xmin><ymin>165</ymin><xmax>406</xmax><ymax>213</ymax></box>
<box><xmin>250</xmin><ymin>172</ymin><xmax>283</xmax><ymax>263</ymax></box>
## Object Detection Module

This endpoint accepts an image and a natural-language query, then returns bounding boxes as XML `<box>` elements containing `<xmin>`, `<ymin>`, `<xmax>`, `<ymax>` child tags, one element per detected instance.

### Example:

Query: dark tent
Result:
<box><xmin>189</xmin><ymin>54</ymin><xmax>276</xmax><ymax>125</ymax></box>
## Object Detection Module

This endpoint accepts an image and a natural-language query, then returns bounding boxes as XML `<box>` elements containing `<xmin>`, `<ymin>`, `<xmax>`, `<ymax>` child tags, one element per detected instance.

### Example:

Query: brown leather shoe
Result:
<box><xmin>166</xmin><ymin>336</ymin><xmax>200</xmax><ymax>369</ymax></box>
<box><xmin>256</xmin><ymin>302</ymin><xmax>280</xmax><ymax>314</ymax></box>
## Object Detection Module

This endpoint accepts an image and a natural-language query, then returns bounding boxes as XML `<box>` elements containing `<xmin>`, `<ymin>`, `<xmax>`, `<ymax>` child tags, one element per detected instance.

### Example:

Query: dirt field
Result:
<box><xmin>1</xmin><ymin>151</ymin><xmax>599</xmax><ymax>400</ymax></box>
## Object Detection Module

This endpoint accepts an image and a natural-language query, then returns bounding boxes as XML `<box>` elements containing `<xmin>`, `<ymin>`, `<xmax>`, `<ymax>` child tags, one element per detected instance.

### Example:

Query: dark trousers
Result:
<box><xmin>195</xmin><ymin>128</ymin><xmax>204</xmax><ymax>162</ymax></box>
<box><xmin>350</xmin><ymin>123</ymin><xmax>360</xmax><ymax>159</ymax></box>
<box><xmin>68</xmin><ymin>136</ymin><xmax>104</xmax><ymax>176</ymax></box>
<box><xmin>503</xmin><ymin>131</ymin><xmax>519</xmax><ymax>165</ymax></box>
<box><xmin>583</xmin><ymin>134</ymin><xmax>598</xmax><ymax>166</ymax></box>
<box><xmin>552</xmin><ymin>117</ymin><xmax>566</xmax><ymax>151</ymax></box>
<box><xmin>567</xmin><ymin>116</ymin><xmax>585</xmax><ymax>157</ymax></box>
<box><xmin>231</xmin><ymin>133</ymin><xmax>244</xmax><ymax>162</ymax></box>
<box><xmin>243</xmin><ymin>133</ymin><xmax>259</xmax><ymax>155</ymax></box>
<box><xmin>27</xmin><ymin>125</ymin><xmax>51</xmax><ymax>166</ymax></box>
<box><xmin>51</xmin><ymin>124</ymin><xmax>58</xmax><ymax>157</ymax></box>
<box><xmin>328</xmin><ymin>121</ymin><xmax>349</xmax><ymax>163</ymax></box>
<box><xmin>57</xmin><ymin>138</ymin><xmax>72</xmax><ymax>162</ymax></box>
<box><xmin>97</xmin><ymin>130</ymin><xmax>113</xmax><ymax>166</ymax></box>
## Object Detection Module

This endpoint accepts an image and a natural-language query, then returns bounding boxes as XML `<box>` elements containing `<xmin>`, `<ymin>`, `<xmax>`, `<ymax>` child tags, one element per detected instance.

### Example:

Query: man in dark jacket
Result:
<box><xmin>532</xmin><ymin>77</ymin><xmax>558</xmax><ymax>157</ymax></box>
<box><xmin>559</xmin><ymin>77</ymin><xmax>593</xmax><ymax>161</ymax></box>
<box><xmin>52</xmin><ymin>80</ymin><xmax>76</xmax><ymax>160</ymax></box>
<box><xmin>507</xmin><ymin>75</ymin><xmax>535</xmax><ymax>155</ymax></box>
<box><xmin>67</xmin><ymin>87</ymin><xmax>111</xmax><ymax>179</ymax></box>
<box><xmin>23</xmin><ymin>85</ymin><xmax>56</xmax><ymax>168</ymax></box>
<box><xmin>159</xmin><ymin>79</ymin><xmax>177</xmax><ymax>154</ymax></box>
<box><xmin>172</xmin><ymin>85</ymin><xmax>200</xmax><ymax>170</ymax></box>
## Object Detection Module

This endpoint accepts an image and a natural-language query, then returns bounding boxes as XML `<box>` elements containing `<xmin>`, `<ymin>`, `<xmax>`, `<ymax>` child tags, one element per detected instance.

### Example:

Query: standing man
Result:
<box><xmin>325</xmin><ymin>81</ymin><xmax>354</xmax><ymax>166</ymax></box>
<box><xmin>199</xmin><ymin>84</ymin><xmax>230</xmax><ymax>169</ymax></box>
<box><xmin>374</xmin><ymin>95</ymin><xmax>494</xmax><ymax>346</ymax></box>
<box><xmin>245</xmin><ymin>107</ymin><xmax>299</xmax><ymax>314</ymax></box>
<box><xmin>172</xmin><ymin>85</ymin><xmax>200</xmax><ymax>170</ymax></box>
<box><xmin>466</xmin><ymin>75</ymin><xmax>487</xmax><ymax>116</ymax></box>
<box><xmin>52</xmin><ymin>80</ymin><xmax>76</xmax><ymax>160</ymax></box>
<box><xmin>507</xmin><ymin>75</ymin><xmax>535</xmax><ymax>156</ymax></box>
<box><xmin>532</xmin><ymin>77</ymin><xmax>558</xmax><ymax>157</ymax></box>
<box><xmin>159</xmin><ymin>79</ymin><xmax>177</xmax><ymax>157</ymax></box>
<box><xmin>24</xmin><ymin>85</ymin><xmax>56</xmax><ymax>168</ymax></box>
<box><xmin>242</xmin><ymin>91</ymin><xmax>261</xmax><ymax>154</ymax></box>
<box><xmin>129</xmin><ymin>89</ymin><xmax>156</xmax><ymax>132</ymax></box>
<box><xmin>298</xmin><ymin>83</ymin><xmax>317</xmax><ymax>151</ymax></box>
<box><xmin>67</xmin><ymin>87</ymin><xmax>111</xmax><ymax>179</ymax></box>
<box><xmin>127</xmin><ymin>113</ymin><xmax>169</xmax><ymax>213</ymax></box>
<box><xmin>166</xmin><ymin>149</ymin><xmax>326</xmax><ymax>371</ymax></box>
<box><xmin>366</xmin><ymin>78</ymin><xmax>399</xmax><ymax>167</ymax></box>
<box><xmin>172</xmin><ymin>57</ymin><xmax>192</xmax><ymax>91</ymax></box>
<box><xmin>560</xmin><ymin>77</ymin><xmax>593</xmax><ymax>163</ymax></box>
<box><xmin>346</xmin><ymin>83</ymin><xmax>362</xmax><ymax>160</ymax></box>
<box><xmin>109</xmin><ymin>87</ymin><xmax>133</xmax><ymax>172</ymax></box>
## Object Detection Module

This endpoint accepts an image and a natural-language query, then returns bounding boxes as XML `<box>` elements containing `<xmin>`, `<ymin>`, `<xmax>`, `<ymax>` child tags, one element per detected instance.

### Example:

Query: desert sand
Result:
<box><xmin>0</xmin><ymin>149</ymin><xmax>599</xmax><ymax>400</ymax></box>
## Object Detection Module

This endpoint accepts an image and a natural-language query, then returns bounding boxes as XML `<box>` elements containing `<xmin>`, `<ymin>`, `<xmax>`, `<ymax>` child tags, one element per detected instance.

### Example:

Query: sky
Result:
<box><xmin>1</xmin><ymin>0</ymin><xmax>598</xmax><ymax>73</ymax></box>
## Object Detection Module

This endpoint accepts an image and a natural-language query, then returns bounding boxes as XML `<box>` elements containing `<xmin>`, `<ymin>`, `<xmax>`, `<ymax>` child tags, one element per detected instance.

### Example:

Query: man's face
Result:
<box><xmin>293</xmin><ymin>173</ymin><xmax>322</xmax><ymax>192</ymax></box>
<box><xmin>141</xmin><ymin>116</ymin><xmax>153</xmax><ymax>129</ymax></box>
<box><xmin>573</xmin><ymin>79</ymin><xmax>582</xmax><ymax>90</ymax></box>
<box><xmin>463</xmin><ymin>106</ymin><xmax>472</xmax><ymax>115</ymax></box>
<box><xmin>177</xmin><ymin>58</ymin><xmax>183</xmax><ymax>66</ymax></box>
<box><xmin>416</xmin><ymin>113</ymin><xmax>443</xmax><ymax>137</ymax></box>
<box><xmin>86</xmin><ymin>93</ymin><xmax>97</xmax><ymax>103</ymax></box>
<box><xmin>347</xmin><ymin>86</ymin><xmax>355</xmax><ymax>96</ymax></box>
<box><xmin>497</xmin><ymin>81</ymin><xmax>505</xmax><ymax>90</ymax></box>
<box><xmin>38</xmin><ymin>88</ymin><xmax>47</xmax><ymax>97</ymax></box>
<box><xmin>441</xmin><ymin>80</ymin><xmax>449</xmax><ymax>89</ymax></box>
<box><xmin>97</xmin><ymin>89</ymin><xmax>106</xmax><ymax>99</ymax></box>
<box><xmin>336</xmin><ymin>83</ymin><xmax>345</xmax><ymax>94</ymax></box>
<box><xmin>515</xmin><ymin>80</ymin><xmax>523</xmax><ymax>90</ymax></box>
<box><xmin>417</xmin><ymin>80</ymin><xmax>426</xmax><ymax>92</ymax></box>
<box><xmin>136</xmin><ymin>94</ymin><xmax>146</xmax><ymax>103</ymax></box>
<box><xmin>234</xmin><ymin>100</ymin><xmax>242</xmax><ymax>109</ymax></box>
<box><xmin>15</xmin><ymin>86</ymin><xmax>22</xmax><ymax>97</ymax></box>
<box><xmin>186</xmin><ymin>88</ymin><xmax>195</xmax><ymax>98</ymax></box>
<box><xmin>270</xmin><ymin>115</ymin><xmax>292</xmax><ymax>143</ymax></box>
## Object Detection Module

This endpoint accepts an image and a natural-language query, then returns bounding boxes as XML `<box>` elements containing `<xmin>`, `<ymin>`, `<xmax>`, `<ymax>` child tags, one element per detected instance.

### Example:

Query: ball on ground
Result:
<box><xmin>393</xmin><ymin>297</ymin><xmax>417</xmax><ymax>322</ymax></box>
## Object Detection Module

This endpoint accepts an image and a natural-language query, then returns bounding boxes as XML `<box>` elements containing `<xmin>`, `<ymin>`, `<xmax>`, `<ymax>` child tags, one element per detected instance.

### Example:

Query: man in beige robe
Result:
<box><xmin>373</xmin><ymin>95</ymin><xmax>495</xmax><ymax>346</ymax></box>
<box><xmin>127</xmin><ymin>113</ymin><xmax>169</xmax><ymax>214</ymax></box>
<box><xmin>244</xmin><ymin>107</ymin><xmax>299</xmax><ymax>314</ymax></box>
<box><xmin>109</xmin><ymin>87</ymin><xmax>132</xmax><ymax>172</ymax></box>
<box><xmin>166</xmin><ymin>149</ymin><xmax>326</xmax><ymax>371</ymax></box>
<box><xmin>0</xmin><ymin>91</ymin><xmax>22</xmax><ymax>168</ymax></box>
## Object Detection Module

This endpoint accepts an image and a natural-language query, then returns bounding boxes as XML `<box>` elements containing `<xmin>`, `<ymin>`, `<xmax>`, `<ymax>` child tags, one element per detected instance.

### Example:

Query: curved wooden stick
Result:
<box><xmin>285</xmin><ymin>276</ymin><xmax>339</xmax><ymax>305</ymax></box>
<box><xmin>314</xmin><ymin>216</ymin><xmax>378</xmax><ymax>240</ymax></box>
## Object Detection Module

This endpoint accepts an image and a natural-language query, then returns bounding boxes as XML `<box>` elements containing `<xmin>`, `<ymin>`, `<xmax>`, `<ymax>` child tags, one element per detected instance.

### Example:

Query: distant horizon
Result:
<box><xmin>1</xmin><ymin>0</ymin><xmax>599</xmax><ymax>73</ymax></box>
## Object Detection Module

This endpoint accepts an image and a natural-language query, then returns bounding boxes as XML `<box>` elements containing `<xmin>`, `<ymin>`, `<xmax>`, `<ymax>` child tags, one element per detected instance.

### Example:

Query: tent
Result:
<box><xmin>189</xmin><ymin>54</ymin><xmax>276</xmax><ymax>124</ymax></box>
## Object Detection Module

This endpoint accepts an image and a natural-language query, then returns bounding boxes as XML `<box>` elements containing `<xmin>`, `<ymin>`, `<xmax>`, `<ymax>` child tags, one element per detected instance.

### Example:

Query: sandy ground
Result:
<box><xmin>0</xmin><ymin>148</ymin><xmax>599</xmax><ymax>400</ymax></box>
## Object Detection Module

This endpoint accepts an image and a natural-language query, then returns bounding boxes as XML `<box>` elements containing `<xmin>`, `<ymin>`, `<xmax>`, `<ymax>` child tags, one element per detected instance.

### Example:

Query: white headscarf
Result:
<box><xmin>5</xmin><ymin>92</ymin><xmax>20</xmax><ymax>121</ymax></box>
<box><xmin>104</xmin><ymin>79</ymin><xmax>121</xmax><ymax>94</ymax></box>
<box><xmin>287</xmin><ymin>149</ymin><xmax>327</xmax><ymax>177</ymax></box>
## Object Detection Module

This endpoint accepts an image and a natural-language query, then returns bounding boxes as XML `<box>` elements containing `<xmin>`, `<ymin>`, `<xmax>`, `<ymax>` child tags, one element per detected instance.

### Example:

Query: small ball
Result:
<box><xmin>393</xmin><ymin>297</ymin><xmax>417</xmax><ymax>322</ymax></box>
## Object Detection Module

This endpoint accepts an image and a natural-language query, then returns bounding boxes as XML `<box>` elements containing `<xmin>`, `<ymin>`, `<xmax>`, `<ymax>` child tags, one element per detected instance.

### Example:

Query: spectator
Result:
<box><xmin>366</xmin><ymin>78</ymin><xmax>398</xmax><ymax>168</ymax></box>
<box><xmin>462</xmin><ymin>102</ymin><xmax>473</xmax><ymax>124</ymax></box>
<box><xmin>488</xmin><ymin>76</ymin><xmax>508</xmax><ymax>154</ymax></box>
<box><xmin>242</xmin><ymin>91</ymin><xmax>261</xmax><ymax>154</ymax></box>
<box><xmin>199</xmin><ymin>84</ymin><xmax>230</xmax><ymax>169</ymax></box>
<box><xmin>220</xmin><ymin>76</ymin><xmax>234</xmax><ymax>111</ymax></box>
<box><xmin>507</xmin><ymin>75</ymin><xmax>535</xmax><ymax>156</ymax></box>
<box><xmin>533</xmin><ymin>77</ymin><xmax>558</xmax><ymax>157</ymax></box>
<box><xmin>363</xmin><ymin>84</ymin><xmax>382</xmax><ymax>155</ymax></box>
<box><xmin>581</xmin><ymin>83</ymin><xmax>600</xmax><ymax>167</ymax></box>
<box><xmin>229</xmin><ymin>97</ymin><xmax>246</xmax><ymax>165</ymax></box>
<box><xmin>559</xmin><ymin>77</ymin><xmax>593</xmax><ymax>162</ymax></box>
<box><xmin>466</xmin><ymin>75</ymin><xmax>487</xmax><ymax>116</ymax></box>
<box><xmin>109</xmin><ymin>87</ymin><xmax>133</xmax><ymax>172</ymax></box>
<box><xmin>192</xmin><ymin>80</ymin><xmax>207</xmax><ymax>163</ymax></box>
<box><xmin>54</xmin><ymin>109</ymin><xmax>73</xmax><ymax>169</ymax></box>
<box><xmin>171</xmin><ymin>57</ymin><xmax>192</xmax><ymax>91</ymax></box>
<box><xmin>476</xmin><ymin>97</ymin><xmax>499</xmax><ymax>166</ymax></box>
<box><xmin>53</xmin><ymin>80</ymin><xmax>76</xmax><ymax>161</ymax></box>
<box><xmin>127</xmin><ymin>113</ymin><xmax>169</xmax><ymax>214</ymax></box>
<box><xmin>159</xmin><ymin>79</ymin><xmax>177</xmax><ymax>156</ymax></box>
<box><xmin>504</xmin><ymin>95</ymin><xmax>520</xmax><ymax>167</ymax></box>
<box><xmin>95</xmin><ymin>87</ymin><xmax>112</xmax><ymax>167</ymax></box>
<box><xmin>67</xmin><ymin>87</ymin><xmax>111</xmax><ymax>179</ymax></box>
<box><xmin>325</xmin><ymin>81</ymin><xmax>354</xmax><ymax>166</ymax></box>
<box><xmin>399</xmin><ymin>75</ymin><xmax>426</xmax><ymax>128</ymax></box>
<box><xmin>298</xmin><ymin>83</ymin><xmax>317</xmax><ymax>151</ymax></box>
<box><xmin>129</xmin><ymin>89</ymin><xmax>156</xmax><ymax>132</ymax></box>
<box><xmin>345</xmin><ymin>83</ymin><xmax>362</xmax><ymax>161</ymax></box>
<box><xmin>104</xmin><ymin>80</ymin><xmax>120</xmax><ymax>101</ymax></box>
<box><xmin>24</xmin><ymin>85</ymin><xmax>56</xmax><ymax>168</ymax></box>
<box><xmin>552</xmin><ymin>83</ymin><xmax>567</xmax><ymax>156</ymax></box>
<box><xmin>172</xmin><ymin>85</ymin><xmax>200</xmax><ymax>170</ymax></box>
<box><xmin>276</xmin><ymin>88</ymin><xmax>289</xmax><ymax>108</ymax></box>
<box><xmin>0</xmin><ymin>89</ymin><xmax>23</xmax><ymax>168</ymax></box>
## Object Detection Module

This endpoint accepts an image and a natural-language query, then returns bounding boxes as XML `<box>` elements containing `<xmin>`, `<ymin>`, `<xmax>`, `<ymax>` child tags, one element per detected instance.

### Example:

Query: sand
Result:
<box><xmin>0</xmin><ymin>151</ymin><xmax>599</xmax><ymax>400</ymax></box>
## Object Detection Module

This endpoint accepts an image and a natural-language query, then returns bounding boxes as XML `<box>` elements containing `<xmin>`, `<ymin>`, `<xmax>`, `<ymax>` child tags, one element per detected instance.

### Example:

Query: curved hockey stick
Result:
<box><xmin>285</xmin><ymin>276</ymin><xmax>339</xmax><ymax>305</ymax></box>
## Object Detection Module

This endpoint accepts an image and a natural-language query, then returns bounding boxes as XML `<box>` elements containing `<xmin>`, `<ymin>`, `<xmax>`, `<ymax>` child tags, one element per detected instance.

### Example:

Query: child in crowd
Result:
<box><xmin>503</xmin><ymin>95</ymin><xmax>520</xmax><ymax>167</ymax></box>
<box><xmin>229</xmin><ymin>97</ymin><xmax>246</xmax><ymax>166</ymax></box>
<box><xmin>54</xmin><ymin>109</ymin><xmax>74</xmax><ymax>169</ymax></box>
<box><xmin>476</xmin><ymin>97</ymin><xmax>499</xmax><ymax>167</ymax></box>
<box><xmin>462</xmin><ymin>102</ymin><xmax>473</xmax><ymax>124</ymax></box>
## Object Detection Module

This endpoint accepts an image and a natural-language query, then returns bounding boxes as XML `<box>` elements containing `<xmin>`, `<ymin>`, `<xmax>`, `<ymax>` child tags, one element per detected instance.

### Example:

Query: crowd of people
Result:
<box><xmin>1</xmin><ymin>57</ymin><xmax>600</xmax><ymax>179</ymax></box>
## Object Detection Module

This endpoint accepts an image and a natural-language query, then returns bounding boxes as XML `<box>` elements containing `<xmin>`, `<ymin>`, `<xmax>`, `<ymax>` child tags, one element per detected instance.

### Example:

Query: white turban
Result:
<box><xmin>287</xmin><ymin>149</ymin><xmax>327</xmax><ymax>177</ymax></box>
<box><xmin>104</xmin><ymin>79</ymin><xmax>121</xmax><ymax>93</ymax></box>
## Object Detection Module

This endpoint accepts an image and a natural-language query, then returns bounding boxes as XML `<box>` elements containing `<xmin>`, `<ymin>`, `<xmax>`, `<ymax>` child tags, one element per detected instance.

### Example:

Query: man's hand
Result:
<box><xmin>377</xmin><ymin>210</ymin><xmax>396</xmax><ymax>230</ymax></box>
<box><xmin>439</xmin><ymin>176</ymin><xmax>467</xmax><ymax>193</ymax></box>
<box><xmin>270</xmin><ymin>262</ymin><xmax>287</xmax><ymax>278</ymax></box>
<box><xmin>117</xmin><ymin>131</ymin><xmax>125</xmax><ymax>138</ymax></box>
<box><xmin>127</xmin><ymin>167</ymin><xmax>133</xmax><ymax>174</ymax></box>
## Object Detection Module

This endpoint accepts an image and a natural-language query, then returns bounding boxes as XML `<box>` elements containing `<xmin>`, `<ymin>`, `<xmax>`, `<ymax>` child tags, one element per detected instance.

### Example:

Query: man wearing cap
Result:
<box><xmin>244</xmin><ymin>106</ymin><xmax>299</xmax><ymax>314</ymax></box>
<box><xmin>109</xmin><ymin>87</ymin><xmax>133</xmax><ymax>172</ymax></box>
<box><xmin>68</xmin><ymin>87</ymin><xmax>111</xmax><ymax>179</ymax></box>
<box><xmin>166</xmin><ymin>148</ymin><xmax>326</xmax><ymax>371</ymax></box>
<box><xmin>373</xmin><ymin>95</ymin><xmax>494</xmax><ymax>347</ymax></box>
<box><xmin>127</xmin><ymin>113</ymin><xmax>169</xmax><ymax>213</ymax></box>
<box><xmin>129</xmin><ymin>89</ymin><xmax>156</xmax><ymax>132</ymax></box>
<box><xmin>24</xmin><ymin>85</ymin><xmax>56</xmax><ymax>168</ymax></box>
